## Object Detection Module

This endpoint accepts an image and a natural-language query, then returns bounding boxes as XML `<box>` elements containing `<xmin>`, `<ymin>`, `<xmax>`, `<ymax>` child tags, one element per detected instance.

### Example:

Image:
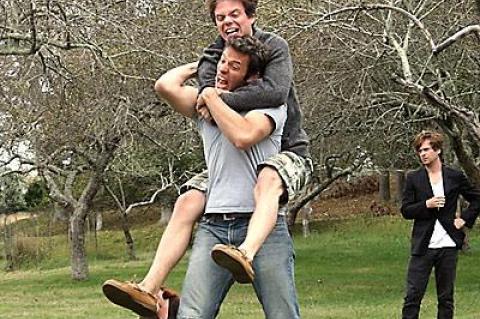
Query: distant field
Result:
<box><xmin>1</xmin><ymin>216</ymin><xmax>479</xmax><ymax>318</ymax></box>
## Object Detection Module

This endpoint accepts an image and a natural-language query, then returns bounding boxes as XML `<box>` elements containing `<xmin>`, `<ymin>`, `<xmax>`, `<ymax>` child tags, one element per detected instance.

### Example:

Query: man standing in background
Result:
<box><xmin>401</xmin><ymin>130</ymin><xmax>480</xmax><ymax>319</ymax></box>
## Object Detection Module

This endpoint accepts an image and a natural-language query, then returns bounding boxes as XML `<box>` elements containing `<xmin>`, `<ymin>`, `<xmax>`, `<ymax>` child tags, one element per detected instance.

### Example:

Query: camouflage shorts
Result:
<box><xmin>259</xmin><ymin>151</ymin><xmax>313</xmax><ymax>203</ymax></box>
<box><xmin>180</xmin><ymin>151</ymin><xmax>313</xmax><ymax>203</ymax></box>
<box><xmin>180</xmin><ymin>169</ymin><xmax>209</xmax><ymax>194</ymax></box>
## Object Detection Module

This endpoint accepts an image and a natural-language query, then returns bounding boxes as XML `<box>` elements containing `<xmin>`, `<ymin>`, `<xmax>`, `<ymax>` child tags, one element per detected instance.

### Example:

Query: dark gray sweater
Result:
<box><xmin>197</xmin><ymin>28</ymin><xmax>310</xmax><ymax>158</ymax></box>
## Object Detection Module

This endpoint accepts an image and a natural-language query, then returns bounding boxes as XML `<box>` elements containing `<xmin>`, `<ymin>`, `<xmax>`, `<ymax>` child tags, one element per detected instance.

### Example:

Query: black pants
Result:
<box><xmin>402</xmin><ymin>248</ymin><xmax>458</xmax><ymax>319</ymax></box>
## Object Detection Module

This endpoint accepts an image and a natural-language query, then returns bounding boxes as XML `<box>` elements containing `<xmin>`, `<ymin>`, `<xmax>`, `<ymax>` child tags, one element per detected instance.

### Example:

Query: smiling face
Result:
<box><xmin>213</xmin><ymin>0</ymin><xmax>255</xmax><ymax>41</ymax></box>
<box><xmin>215</xmin><ymin>46</ymin><xmax>250</xmax><ymax>91</ymax></box>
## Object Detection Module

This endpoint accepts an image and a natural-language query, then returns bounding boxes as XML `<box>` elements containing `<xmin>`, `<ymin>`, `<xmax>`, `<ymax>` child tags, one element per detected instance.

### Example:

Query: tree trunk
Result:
<box><xmin>3</xmin><ymin>218</ymin><xmax>14</xmax><ymax>271</ymax></box>
<box><xmin>160</xmin><ymin>206</ymin><xmax>172</xmax><ymax>226</ymax></box>
<box><xmin>121</xmin><ymin>212</ymin><xmax>136</xmax><ymax>260</ymax></box>
<box><xmin>437</xmin><ymin>118</ymin><xmax>480</xmax><ymax>186</ymax></box>
<box><xmin>69</xmin><ymin>213</ymin><xmax>88</xmax><ymax>280</ymax></box>
<box><xmin>288</xmin><ymin>167</ymin><xmax>353</xmax><ymax>229</ymax></box>
<box><xmin>301</xmin><ymin>203</ymin><xmax>312</xmax><ymax>238</ymax></box>
<box><xmin>445</xmin><ymin>130</ymin><xmax>480</xmax><ymax>186</ymax></box>
<box><xmin>379</xmin><ymin>170</ymin><xmax>391</xmax><ymax>202</ymax></box>
<box><xmin>96</xmin><ymin>212</ymin><xmax>103</xmax><ymax>231</ymax></box>
<box><xmin>394</xmin><ymin>170</ymin><xmax>406</xmax><ymax>204</ymax></box>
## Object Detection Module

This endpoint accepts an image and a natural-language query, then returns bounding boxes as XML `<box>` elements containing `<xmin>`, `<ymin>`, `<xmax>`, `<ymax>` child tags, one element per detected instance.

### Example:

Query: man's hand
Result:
<box><xmin>197</xmin><ymin>87</ymin><xmax>220</xmax><ymax>123</ymax></box>
<box><xmin>196</xmin><ymin>104</ymin><xmax>213</xmax><ymax>122</ymax></box>
<box><xmin>454</xmin><ymin>218</ymin><xmax>466</xmax><ymax>230</ymax></box>
<box><xmin>426</xmin><ymin>196</ymin><xmax>445</xmax><ymax>209</ymax></box>
<box><xmin>201</xmin><ymin>87</ymin><xmax>218</xmax><ymax>100</ymax></box>
<box><xmin>183</xmin><ymin>61</ymin><xmax>199</xmax><ymax>79</ymax></box>
<box><xmin>196</xmin><ymin>86</ymin><xmax>219</xmax><ymax>111</ymax></box>
<box><xmin>196</xmin><ymin>92</ymin><xmax>205</xmax><ymax>110</ymax></box>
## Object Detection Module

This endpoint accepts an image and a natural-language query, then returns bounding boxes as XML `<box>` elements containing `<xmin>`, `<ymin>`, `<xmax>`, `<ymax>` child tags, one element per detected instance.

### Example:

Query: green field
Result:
<box><xmin>1</xmin><ymin>216</ymin><xmax>479</xmax><ymax>318</ymax></box>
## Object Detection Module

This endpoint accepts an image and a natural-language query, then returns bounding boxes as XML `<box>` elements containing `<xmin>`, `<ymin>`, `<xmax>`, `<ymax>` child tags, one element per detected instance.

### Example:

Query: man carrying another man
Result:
<box><xmin>103</xmin><ymin>0</ymin><xmax>310</xmax><ymax>317</ymax></box>
<box><xmin>104</xmin><ymin>34</ymin><xmax>302</xmax><ymax>318</ymax></box>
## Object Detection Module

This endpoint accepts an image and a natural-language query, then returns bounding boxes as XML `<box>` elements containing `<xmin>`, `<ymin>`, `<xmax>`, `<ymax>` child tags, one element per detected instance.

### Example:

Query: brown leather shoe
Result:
<box><xmin>102</xmin><ymin>279</ymin><xmax>178</xmax><ymax>317</ymax></box>
<box><xmin>211</xmin><ymin>244</ymin><xmax>254</xmax><ymax>283</ymax></box>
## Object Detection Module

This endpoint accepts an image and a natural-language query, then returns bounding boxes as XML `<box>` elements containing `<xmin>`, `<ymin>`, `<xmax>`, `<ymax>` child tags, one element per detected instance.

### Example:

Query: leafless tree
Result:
<box><xmin>0</xmin><ymin>0</ymin><xmax>207</xmax><ymax>280</ymax></box>
<box><xmin>104</xmin><ymin>160</ymin><xmax>174</xmax><ymax>260</ymax></box>
<box><xmin>273</xmin><ymin>0</ymin><xmax>479</xmax><ymax>183</ymax></box>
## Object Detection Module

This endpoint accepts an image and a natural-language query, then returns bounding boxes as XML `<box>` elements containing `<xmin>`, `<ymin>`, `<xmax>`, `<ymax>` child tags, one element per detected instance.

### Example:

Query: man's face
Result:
<box><xmin>215</xmin><ymin>46</ymin><xmax>250</xmax><ymax>91</ymax></box>
<box><xmin>417</xmin><ymin>139</ymin><xmax>441</xmax><ymax>166</ymax></box>
<box><xmin>213</xmin><ymin>0</ymin><xmax>255</xmax><ymax>41</ymax></box>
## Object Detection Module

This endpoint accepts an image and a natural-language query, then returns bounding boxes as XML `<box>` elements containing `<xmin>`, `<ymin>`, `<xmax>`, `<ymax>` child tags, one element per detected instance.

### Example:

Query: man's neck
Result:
<box><xmin>425</xmin><ymin>159</ymin><xmax>442</xmax><ymax>175</ymax></box>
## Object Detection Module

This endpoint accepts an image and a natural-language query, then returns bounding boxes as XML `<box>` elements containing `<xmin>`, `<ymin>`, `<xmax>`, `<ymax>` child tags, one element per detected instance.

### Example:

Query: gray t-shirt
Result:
<box><xmin>198</xmin><ymin>105</ymin><xmax>287</xmax><ymax>214</ymax></box>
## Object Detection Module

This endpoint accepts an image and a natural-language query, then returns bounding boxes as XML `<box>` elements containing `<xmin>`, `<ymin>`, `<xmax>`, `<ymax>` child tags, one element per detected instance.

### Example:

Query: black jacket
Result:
<box><xmin>401</xmin><ymin>165</ymin><xmax>480</xmax><ymax>256</ymax></box>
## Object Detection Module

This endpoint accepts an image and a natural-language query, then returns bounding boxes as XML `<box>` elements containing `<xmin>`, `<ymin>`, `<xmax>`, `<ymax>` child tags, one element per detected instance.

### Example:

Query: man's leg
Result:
<box><xmin>241</xmin><ymin>151</ymin><xmax>312</xmax><ymax>259</ymax></box>
<box><xmin>402</xmin><ymin>251</ymin><xmax>435</xmax><ymax>319</ymax></box>
<box><xmin>434</xmin><ymin>248</ymin><xmax>457</xmax><ymax>319</ymax></box>
<box><xmin>211</xmin><ymin>152</ymin><xmax>312</xmax><ymax>283</ymax></box>
<box><xmin>139</xmin><ymin>189</ymin><xmax>206</xmax><ymax>294</ymax></box>
<box><xmin>240</xmin><ymin>166</ymin><xmax>283</xmax><ymax>260</ymax></box>
<box><xmin>177</xmin><ymin>218</ymin><xmax>235</xmax><ymax>319</ymax></box>
<box><xmin>103</xmin><ymin>171</ymin><xmax>209</xmax><ymax>317</ymax></box>
<box><xmin>251</xmin><ymin>216</ymin><xmax>300</xmax><ymax>319</ymax></box>
<box><xmin>102</xmin><ymin>189</ymin><xmax>205</xmax><ymax>317</ymax></box>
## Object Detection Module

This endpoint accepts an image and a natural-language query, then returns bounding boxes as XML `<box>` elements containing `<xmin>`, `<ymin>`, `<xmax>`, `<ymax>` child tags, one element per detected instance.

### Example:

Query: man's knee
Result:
<box><xmin>255</xmin><ymin>166</ymin><xmax>284</xmax><ymax>199</ymax></box>
<box><xmin>404</xmin><ymin>288</ymin><xmax>424</xmax><ymax>305</ymax></box>
<box><xmin>171</xmin><ymin>189</ymin><xmax>206</xmax><ymax>224</ymax></box>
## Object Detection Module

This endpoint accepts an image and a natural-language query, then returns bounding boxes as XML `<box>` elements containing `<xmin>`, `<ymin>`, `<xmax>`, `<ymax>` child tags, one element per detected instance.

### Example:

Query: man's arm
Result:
<box><xmin>198</xmin><ymin>34</ymin><xmax>292</xmax><ymax>111</ymax></box>
<box><xmin>457</xmin><ymin>172</ymin><xmax>480</xmax><ymax>228</ymax></box>
<box><xmin>400</xmin><ymin>173</ymin><xmax>435</xmax><ymax>220</ymax></box>
<box><xmin>201</xmin><ymin>88</ymin><xmax>275</xmax><ymax>150</ymax></box>
<box><xmin>155</xmin><ymin>62</ymin><xmax>199</xmax><ymax>118</ymax></box>
<box><xmin>197</xmin><ymin>37</ymin><xmax>223</xmax><ymax>93</ymax></box>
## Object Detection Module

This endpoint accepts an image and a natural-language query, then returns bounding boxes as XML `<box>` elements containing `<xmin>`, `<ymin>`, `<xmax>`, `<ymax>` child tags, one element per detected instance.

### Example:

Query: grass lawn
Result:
<box><xmin>1</xmin><ymin>215</ymin><xmax>479</xmax><ymax>318</ymax></box>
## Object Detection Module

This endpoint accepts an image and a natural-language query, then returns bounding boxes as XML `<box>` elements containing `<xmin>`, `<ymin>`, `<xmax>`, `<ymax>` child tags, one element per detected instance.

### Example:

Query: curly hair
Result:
<box><xmin>226</xmin><ymin>35</ymin><xmax>270</xmax><ymax>79</ymax></box>
<box><xmin>205</xmin><ymin>0</ymin><xmax>258</xmax><ymax>23</ymax></box>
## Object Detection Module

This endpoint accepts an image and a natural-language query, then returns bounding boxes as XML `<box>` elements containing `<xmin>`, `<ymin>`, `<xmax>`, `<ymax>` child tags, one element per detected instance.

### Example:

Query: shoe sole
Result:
<box><xmin>102</xmin><ymin>281</ymin><xmax>156</xmax><ymax>317</ymax></box>
<box><xmin>211</xmin><ymin>249</ymin><xmax>253</xmax><ymax>284</ymax></box>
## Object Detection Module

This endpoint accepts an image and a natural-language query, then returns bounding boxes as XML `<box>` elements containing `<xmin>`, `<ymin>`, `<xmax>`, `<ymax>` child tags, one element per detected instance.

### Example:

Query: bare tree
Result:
<box><xmin>104</xmin><ymin>162</ymin><xmax>174</xmax><ymax>260</ymax></box>
<box><xmin>275</xmin><ymin>0</ymin><xmax>479</xmax><ymax>181</ymax></box>
<box><xmin>0</xmin><ymin>0</ymin><xmax>207</xmax><ymax>280</ymax></box>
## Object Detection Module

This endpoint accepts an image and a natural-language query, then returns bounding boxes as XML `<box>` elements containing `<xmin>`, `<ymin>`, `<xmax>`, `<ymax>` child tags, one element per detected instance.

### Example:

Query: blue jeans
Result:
<box><xmin>177</xmin><ymin>215</ymin><xmax>300</xmax><ymax>319</ymax></box>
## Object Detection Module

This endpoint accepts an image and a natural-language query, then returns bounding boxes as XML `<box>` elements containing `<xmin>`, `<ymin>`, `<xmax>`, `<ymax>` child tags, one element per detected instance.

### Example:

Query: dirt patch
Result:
<box><xmin>310</xmin><ymin>193</ymin><xmax>399</xmax><ymax>220</ymax></box>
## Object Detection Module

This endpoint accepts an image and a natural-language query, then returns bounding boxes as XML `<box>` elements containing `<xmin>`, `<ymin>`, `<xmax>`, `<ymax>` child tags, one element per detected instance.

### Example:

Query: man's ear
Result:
<box><xmin>250</xmin><ymin>14</ymin><xmax>257</xmax><ymax>25</ymax></box>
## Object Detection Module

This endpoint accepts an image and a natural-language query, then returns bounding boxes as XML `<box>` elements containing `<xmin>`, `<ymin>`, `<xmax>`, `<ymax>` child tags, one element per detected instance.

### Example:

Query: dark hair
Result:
<box><xmin>205</xmin><ymin>0</ymin><xmax>258</xmax><ymax>23</ymax></box>
<box><xmin>226</xmin><ymin>35</ymin><xmax>270</xmax><ymax>79</ymax></box>
<box><xmin>413</xmin><ymin>130</ymin><xmax>444</xmax><ymax>153</ymax></box>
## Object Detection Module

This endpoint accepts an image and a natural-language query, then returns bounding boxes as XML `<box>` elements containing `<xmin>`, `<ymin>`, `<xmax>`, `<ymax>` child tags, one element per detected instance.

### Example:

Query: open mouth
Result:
<box><xmin>225</xmin><ymin>27</ymin><xmax>240</xmax><ymax>39</ymax></box>
<box><xmin>216</xmin><ymin>76</ymin><xmax>229</xmax><ymax>89</ymax></box>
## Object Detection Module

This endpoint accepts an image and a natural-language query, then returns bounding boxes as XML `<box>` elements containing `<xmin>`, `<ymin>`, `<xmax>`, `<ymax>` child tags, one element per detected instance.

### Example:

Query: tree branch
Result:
<box><xmin>433</xmin><ymin>25</ymin><xmax>480</xmax><ymax>55</ymax></box>
<box><xmin>288</xmin><ymin>167</ymin><xmax>354</xmax><ymax>226</ymax></box>
<box><xmin>125</xmin><ymin>184</ymin><xmax>171</xmax><ymax>215</ymax></box>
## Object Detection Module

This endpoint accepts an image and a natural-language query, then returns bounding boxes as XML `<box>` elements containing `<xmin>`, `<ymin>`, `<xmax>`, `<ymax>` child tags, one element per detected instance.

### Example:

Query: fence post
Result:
<box><xmin>379</xmin><ymin>170</ymin><xmax>391</xmax><ymax>202</ymax></box>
